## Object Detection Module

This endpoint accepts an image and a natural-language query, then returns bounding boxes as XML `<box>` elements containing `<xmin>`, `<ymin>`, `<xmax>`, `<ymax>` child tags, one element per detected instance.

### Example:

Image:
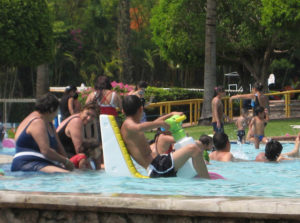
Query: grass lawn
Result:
<box><xmin>145</xmin><ymin>118</ymin><xmax>300</xmax><ymax>141</ymax></box>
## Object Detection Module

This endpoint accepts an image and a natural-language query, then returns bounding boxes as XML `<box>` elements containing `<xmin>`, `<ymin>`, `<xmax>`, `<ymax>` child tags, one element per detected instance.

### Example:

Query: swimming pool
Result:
<box><xmin>1</xmin><ymin>143</ymin><xmax>299</xmax><ymax>198</ymax></box>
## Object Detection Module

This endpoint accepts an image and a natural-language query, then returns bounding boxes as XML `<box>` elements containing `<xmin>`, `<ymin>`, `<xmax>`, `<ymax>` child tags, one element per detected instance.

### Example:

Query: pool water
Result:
<box><xmin>1</xmin><ymin>143</ymin><xmax>300</xmax><ymax>198</ymax></box>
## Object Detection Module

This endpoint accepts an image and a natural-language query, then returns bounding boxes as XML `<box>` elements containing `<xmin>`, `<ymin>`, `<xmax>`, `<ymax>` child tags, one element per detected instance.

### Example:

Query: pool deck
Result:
<box><xmin>0</xmin><ymin>154</ymin><xmax>12</xmax><ymax>164</ymax></box>
<box><xmin>1</xmin><ymin>190</ymin><xmax>300</xmax><ymax>221</ymax></box>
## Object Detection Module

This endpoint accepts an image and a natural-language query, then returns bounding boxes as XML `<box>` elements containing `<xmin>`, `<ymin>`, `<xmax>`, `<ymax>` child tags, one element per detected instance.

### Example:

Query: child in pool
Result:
<box><xmin>235</xmin><ymin>108</ymin><xmax>249</xmax><ymax>144</ymax></box>
<box><xmin>199</xmin><ymin>135</ymin><xmax>213</xmax><ymax>164</ymax></box>
<box><xmin>255</xmin><ymin>140</ymin><xmax>291</xmax><ymax>162</ymax></box>
<box><xmin>70</xmin><ymin>141</ymin><xmax>102</xmax><ymax>169</ymax></box>
<box><xmin>248</xmin><ymin>106</ymin><xmax>268</xmax><ymax>149</ymax></box>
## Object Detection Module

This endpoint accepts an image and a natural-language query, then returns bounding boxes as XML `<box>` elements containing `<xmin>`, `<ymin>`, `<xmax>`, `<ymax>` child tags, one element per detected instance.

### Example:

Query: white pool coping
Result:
<box><xmin>0</xmin><ymin>191</ymin><xmax>300</xmax><ymax>220</ymax></box>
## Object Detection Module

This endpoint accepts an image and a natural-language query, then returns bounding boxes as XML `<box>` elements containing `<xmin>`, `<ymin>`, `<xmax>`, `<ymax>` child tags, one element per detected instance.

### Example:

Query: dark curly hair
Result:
<box><xmin>94</xmin><ymin>75</ymin><xmax>112</xmax><ymax>90</ymax></box>
<box><xmin>265</xmin><ymin>140</ymin><xmax>282</xmax><ymax>161</ymax></box>
<box><xmin>34</xmin><ymin>93</ymin><xmax>59</xmax><ymax>114</ymax></box>
<box><xmin>122</xmin><ymin>95</ymin><xmax>142</xmax><ymax>116</ymax></box>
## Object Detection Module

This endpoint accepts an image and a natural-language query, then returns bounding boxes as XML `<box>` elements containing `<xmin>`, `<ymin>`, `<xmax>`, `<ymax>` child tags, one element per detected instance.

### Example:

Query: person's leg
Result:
<box><xmin>40</xmin><ymin>165</ymin><xmax>69</xmax><ymax>173</ymax></box>
<box><xmin>254</xmin><ymin>137</ymin><xmax>260</xmax><ymax>149</ymax></box>
<box><xmin>172</xmin><ymin>142</ymin><xmax>209</xmax><ymax>179</ymax></box>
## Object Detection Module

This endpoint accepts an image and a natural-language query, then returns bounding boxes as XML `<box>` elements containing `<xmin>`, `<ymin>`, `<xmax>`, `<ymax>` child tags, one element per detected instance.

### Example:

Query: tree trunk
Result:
<box><xmin>36</xmin><ymin>64</ymin><xmax>49</xmax><ymax>97</ymax></box>
<box><xmin>200</xmin><ymin>0</ymin><xmax>217</xmax><ymax>124</ymax></box>
<box><xmin>117</xmin><ymin>0</ymin><xmax>133</xmax><ymax>83</ymax></box>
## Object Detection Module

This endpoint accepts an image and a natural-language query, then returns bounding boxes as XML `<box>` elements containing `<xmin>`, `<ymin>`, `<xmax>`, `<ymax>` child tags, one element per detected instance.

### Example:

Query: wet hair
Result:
<box><xmin>213</xmin><ymin>86</ymin><xmax>225</xmax><ymax>97</ymax></box>
<box><xmin>199</xmin><ymin>135</ymin><xmax>213</xmax><ymax>146</ymax></box>
<box><xmin>82</xmin><ymin>102</ymin><xmax>99</xmax><ymax>115</ymax></box>
<box><xmin>253</xmin><ymin>82</ymin><xmax>263</xmax><ymax>92</ymax></box>
<box><xmin>122</xmin><ymin>95</ymin><xmax>142</xmax><ymax>116</ymax></box>
<box><xmin>137</xmin><ymin>81</ymin><xmax>148</xmax><ymax>89</ymax></box>
<box><xmin>34</xmin><ymin>93</ymin><xmax>59</xmax><ymax>114</ymax></box>
<box><xmin>265</xmin><ymin>140</ymin><xmax>283</xmax><ymax>161</ymax></box>
<box><xmin>94</xmin><ymin>75</ymin><xmax>112</xmax><ymax>90</ymax></box>
<box><xmin>65</xmin><ymin>85</ymin><xmax>77</xmax><ymax>94</ymax></box>
<box><xmin>254</xmin><ymin>106</ymin><xmax>264</xmax><ymax>116</ymax></box>
<box><xmin>213</xmin><ymin>132</ymin><xmax>229</xmax><ymax>151</ymax></box>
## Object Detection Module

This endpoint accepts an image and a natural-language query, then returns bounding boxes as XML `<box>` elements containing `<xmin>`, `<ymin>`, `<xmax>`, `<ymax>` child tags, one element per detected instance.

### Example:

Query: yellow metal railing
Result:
<box><xmin>147</xmin><ymin>98</ymin><xmax>204</xmax><ymax>126</ymax></box>
<box><xmin>147</xmin><ymin>89</ymin><xmax>300</xmax><ymax>126</ymax></box>
<box><xmin>229</xmin><ymin>89</ymin><xmax>300</xmax><ymax>119</ymax></box>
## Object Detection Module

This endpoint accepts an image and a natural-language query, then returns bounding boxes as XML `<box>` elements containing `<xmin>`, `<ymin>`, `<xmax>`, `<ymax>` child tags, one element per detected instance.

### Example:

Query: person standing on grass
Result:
<box><xmin>212</xmin><ymin>86</ymin><xmax>226</xmax><ymax>134</ymax></box>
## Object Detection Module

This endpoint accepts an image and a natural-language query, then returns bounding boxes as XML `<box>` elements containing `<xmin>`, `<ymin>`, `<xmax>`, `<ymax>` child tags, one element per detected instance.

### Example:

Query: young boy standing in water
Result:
<box><xmin>235</xmin><ymin>108</ymin><xmax>249</xmax><ymax>144</ymax></box>
<box><xmin>248</xmin><ymin>106</ymin><xmax>269</xmax><ymax>149</ymax></box>
<box><xmin>120</xmin><ymin>95</ymin><xmax>209</xmax><ymax>179</ymax></box>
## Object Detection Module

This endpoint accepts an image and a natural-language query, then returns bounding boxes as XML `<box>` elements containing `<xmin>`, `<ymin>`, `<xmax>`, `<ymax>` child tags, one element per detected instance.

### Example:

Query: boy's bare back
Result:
<box><xmin>121</xmin><ymin>118</ymin><xmax>155</xmax><ymax>169</ymax></box>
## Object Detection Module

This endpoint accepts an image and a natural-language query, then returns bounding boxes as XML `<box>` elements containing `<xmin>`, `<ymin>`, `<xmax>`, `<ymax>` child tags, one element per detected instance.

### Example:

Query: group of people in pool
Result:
<box><xmin>9</xmin><ymin>77</ymin><xmax>300</xmax><ymax>178</ymax></box>
<box><xmin>10</xmin><ymin>76</ymin><xmax>152</xmax><ymax>174</ymax></box>
<box><xmin>212</xmin><ymin>82</ymin><xmax>270</xmax><ymax>149</ymax></box>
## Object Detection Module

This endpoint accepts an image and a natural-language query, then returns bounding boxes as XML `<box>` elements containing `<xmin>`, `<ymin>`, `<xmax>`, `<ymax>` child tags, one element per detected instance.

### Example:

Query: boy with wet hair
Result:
<box><xmin>209</xmin><ymin>132</ymin><xmax>233</xmax><ymax>162</ymax></box>
<box><xmin>255</xmin><ymin>140</ymin><xmax>283</xmax><ymax>162</ymax></box>
<box><xmin>121</xmin><ymin>95</ymin><xmax>209</xmax><ymax>178</ymax></box>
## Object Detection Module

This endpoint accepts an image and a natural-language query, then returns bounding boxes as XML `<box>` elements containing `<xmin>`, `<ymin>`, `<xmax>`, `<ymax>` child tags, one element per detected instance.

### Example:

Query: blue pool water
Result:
<box><xmin>1</xmin><ymin>143</ymin><xmax>300</xmax><ymax>198</ymax></box>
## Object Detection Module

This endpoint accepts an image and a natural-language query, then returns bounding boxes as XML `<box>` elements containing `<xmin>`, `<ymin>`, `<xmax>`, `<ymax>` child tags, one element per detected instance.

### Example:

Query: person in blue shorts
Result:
<box><xmin>11</xmin><ymin>93</ymin><xmax>74</xmax><ymax>173</ymax></box>
<box><xmin>120</xmin><ymin>95</ymin><xmax>209</xmax><ymax>179</ymax></box>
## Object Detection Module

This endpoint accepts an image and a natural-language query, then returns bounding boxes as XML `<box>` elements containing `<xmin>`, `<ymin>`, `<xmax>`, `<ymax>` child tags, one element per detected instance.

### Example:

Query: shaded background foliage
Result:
<box><xmin>0</xmin><ymin>0</ymin><xmax>299</xmax><ymax>98</ymax></box>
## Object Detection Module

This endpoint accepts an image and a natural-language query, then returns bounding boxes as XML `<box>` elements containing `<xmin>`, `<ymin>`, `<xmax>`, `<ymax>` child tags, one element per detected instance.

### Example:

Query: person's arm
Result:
<box><xmin>85</xmin><ymin>92</ymin><xmax>94</xmax><ymax>104</ymax></box>
<box><xmin>155</xmin><ymin>111</ymin><xmax>184</xmax><ymax>122</ymax></box>
<box><xmin>230</xmin><ymin>93</ymin><xmax>254</xmax><ymax>102</ymax></box>
<box><xmin>52</xmin><ymin>125</ymin><xmax>68</xmax><ymax>157</ymax></box>
<box><xmin>29</xmin><ymin>120</ymin><xmax>73</xmax><ymax>169</ymax></box>
<box><xmin>68</xmin><ymin>97</ymin><xmax>75</xmax><ymax>115</ymax></box>
<box><xmin>136</xmin><ymin>119</ymin><xmax>170</xmax><ymax>132</ymax></box>
<box><xmin>283</xmin><ymin>133</ymin><xmax>300</xmax><ymax>157</ymax></box>
<box><xmin>249</xmin><ymin>117</ymin><xmax>255</xmax><ymax>131</ymax></box>
<box><xmin>114</xmin><ymin>92</ymin><xmax>123</xmax><ymax>110</ymax></box>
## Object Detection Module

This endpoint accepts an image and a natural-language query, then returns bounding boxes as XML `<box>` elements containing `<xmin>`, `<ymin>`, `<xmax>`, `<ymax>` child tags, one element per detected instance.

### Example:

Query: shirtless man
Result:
<box><xmin>212</xmin><ymin>86</ymin><xmax>225</xmax><ymax>134</ymax></box>
<box><xmin>209</xmin><ymin>132</ymin><xmax>233</xmax><ymax>162</ymax></box>
<box><xmin>121</xmin><ymin>95</ymin><xmax>209</xmax><ymax>178</ymax></box>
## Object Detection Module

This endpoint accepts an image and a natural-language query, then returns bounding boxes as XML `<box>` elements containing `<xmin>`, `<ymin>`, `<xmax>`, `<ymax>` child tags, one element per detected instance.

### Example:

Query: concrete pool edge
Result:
<box><xmin>1</xmin><ymin>191</ymin><xmax>300</xmax><ymax>220</ymax></box>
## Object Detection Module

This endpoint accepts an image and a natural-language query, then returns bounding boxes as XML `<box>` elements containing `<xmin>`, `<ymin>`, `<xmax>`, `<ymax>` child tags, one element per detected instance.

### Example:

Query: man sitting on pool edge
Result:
<box><xmin>120</xmin><ymin>95</ymin><xmax>210</xmax><ymax>179</ymax></box>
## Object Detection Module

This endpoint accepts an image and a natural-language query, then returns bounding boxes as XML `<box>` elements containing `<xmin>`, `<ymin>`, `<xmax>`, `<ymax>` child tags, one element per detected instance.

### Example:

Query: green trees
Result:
<box><xmin>0</xmin><ymin>0</ymin><xmax>53</xmax><ymax>97</ymax></box>
<box><xmin>217</xmin><ymin>0</ymin><xmax>300</xmax><ymax>89</ymax></box>
<box><xmin>151</xmin><ymin>0</ymin><xmax>206</xmax><ymax>68</ymax></box>
<box><xmin>0</xmin><ymin>0</ymin><xmax>53</xmax><ymax>66</ymax></box>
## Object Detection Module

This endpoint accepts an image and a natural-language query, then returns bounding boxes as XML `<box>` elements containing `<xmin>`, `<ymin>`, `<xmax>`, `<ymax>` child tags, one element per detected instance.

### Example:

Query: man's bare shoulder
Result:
<box><xmin>121</xmin><ymin>118</ymin><xmax>139</xmax><ymax>133</ymax></box>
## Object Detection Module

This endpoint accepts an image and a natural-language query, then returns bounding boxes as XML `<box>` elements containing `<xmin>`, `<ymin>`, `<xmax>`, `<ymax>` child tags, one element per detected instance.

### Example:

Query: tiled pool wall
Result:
<box><xmin>1</xmin><ymin>191</ymin><xmax>300</xmax><ymax>223</ymax></box>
